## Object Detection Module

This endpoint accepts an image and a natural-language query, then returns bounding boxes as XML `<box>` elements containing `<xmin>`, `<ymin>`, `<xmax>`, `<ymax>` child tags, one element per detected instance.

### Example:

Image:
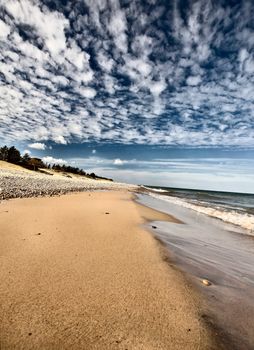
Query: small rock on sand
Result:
<box><xmin>202</xmin><ymin>279</ymin><xmax>211</xmax><ymax>286</ymax></box>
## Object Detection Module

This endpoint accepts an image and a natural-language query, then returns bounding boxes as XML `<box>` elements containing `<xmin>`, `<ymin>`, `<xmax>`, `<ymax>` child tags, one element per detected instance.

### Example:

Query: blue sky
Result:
<box><xmin>0</xmin><ymin>0</ymin><xmax>254</xmax><ymax>192</ymax></box>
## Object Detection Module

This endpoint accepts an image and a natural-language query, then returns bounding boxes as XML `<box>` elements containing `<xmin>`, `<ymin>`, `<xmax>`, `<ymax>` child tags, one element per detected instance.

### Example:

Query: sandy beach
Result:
<box><xmin>0</xmin><ymin>191</ymin><xmax>217</xmax><ymax>349</ymax></box>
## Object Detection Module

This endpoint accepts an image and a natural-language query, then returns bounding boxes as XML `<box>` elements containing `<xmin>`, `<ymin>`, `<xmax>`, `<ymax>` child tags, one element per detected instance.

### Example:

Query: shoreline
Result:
<box><xmin>0</xmin><ymin>190</ymin><xmax>218</xmax><ymax>349</ymax></box>
<box><xmin>134</xmin><ymin>195</ymin><xmax>234</xmax><ymax>350</ymax></box>
<box><xmin>137</xmin><ymin>192</ymin><xmax>254</xmax><ymax>350</ymax></box>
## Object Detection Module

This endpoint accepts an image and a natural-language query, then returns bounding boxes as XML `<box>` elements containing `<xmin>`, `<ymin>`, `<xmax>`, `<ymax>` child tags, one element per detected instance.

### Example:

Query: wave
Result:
<box><xmin>148</xmin><ymin>192</ymin><xmax>254</xmax><ymax>233</ymax></box>
<box><xmin>141</xmin><ymin>186</ymin><xmax>169</xmax><ymax>193</ymax></box>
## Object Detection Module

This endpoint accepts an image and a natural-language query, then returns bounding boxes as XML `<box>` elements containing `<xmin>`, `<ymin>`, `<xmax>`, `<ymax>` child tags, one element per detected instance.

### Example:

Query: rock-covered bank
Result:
<box><xmin>0</xmin><ymin>167</ymin><xmax>137</xmax><ymax>200</ymax></box>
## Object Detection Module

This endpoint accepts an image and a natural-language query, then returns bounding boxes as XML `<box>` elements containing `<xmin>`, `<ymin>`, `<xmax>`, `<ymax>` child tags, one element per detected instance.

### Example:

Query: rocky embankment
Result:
<box><xmin>0</xmin><ymin>168</ymin><xmax>137</xmax><ymax>200</ymax></box>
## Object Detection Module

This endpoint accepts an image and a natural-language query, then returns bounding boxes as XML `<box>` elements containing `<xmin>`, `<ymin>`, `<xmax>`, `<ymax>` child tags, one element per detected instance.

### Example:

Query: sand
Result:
<box><xmin>0</xmin><ymin>191</ymin><xmax>216</xmax><ymax>349</ymax></box>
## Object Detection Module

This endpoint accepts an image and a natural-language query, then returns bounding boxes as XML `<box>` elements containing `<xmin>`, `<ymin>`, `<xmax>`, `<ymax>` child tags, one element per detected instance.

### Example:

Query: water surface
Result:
<box><xmin>143</xmin><ymin>186</ymin><xmax>254</xmax><ymax>231</ymax></box>
<box><xmin>137</xmin><ymin>193</ymin><xmax>254</xmax><ymax>350</ymax></box>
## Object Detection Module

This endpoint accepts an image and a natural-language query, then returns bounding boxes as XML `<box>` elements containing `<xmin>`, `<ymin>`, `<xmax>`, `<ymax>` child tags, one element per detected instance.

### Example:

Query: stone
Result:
<box><xmin>202</xmin><ymin>279</ymin><xmax>211</xmax><ymax>286</ymax></box>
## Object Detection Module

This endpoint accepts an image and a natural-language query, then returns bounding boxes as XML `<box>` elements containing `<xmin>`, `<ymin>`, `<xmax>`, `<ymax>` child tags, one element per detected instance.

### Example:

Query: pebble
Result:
<box><xmin>0</xmin><ymin>168</ymin><xmax>137</xmax><ymax>200</ymax></box>
<box><xmin>202</xmin><ymin>279</ymin><xmax>212</xmax><ymax>286</ymax></box>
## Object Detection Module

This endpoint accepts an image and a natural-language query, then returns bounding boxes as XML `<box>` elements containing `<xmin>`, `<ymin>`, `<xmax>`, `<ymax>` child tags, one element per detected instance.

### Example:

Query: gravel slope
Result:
<box><xmin>0</xmin><ymin>167</ymin><xmax>137</xmax><ymax>200</ymax></box>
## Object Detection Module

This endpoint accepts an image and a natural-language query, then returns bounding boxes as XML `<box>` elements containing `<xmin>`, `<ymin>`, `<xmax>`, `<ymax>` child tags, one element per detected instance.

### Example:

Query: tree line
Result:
<box><xmin>0</xmin><ymin>145</ymin><xmax>112</xmax><ymax>181</ymax></box>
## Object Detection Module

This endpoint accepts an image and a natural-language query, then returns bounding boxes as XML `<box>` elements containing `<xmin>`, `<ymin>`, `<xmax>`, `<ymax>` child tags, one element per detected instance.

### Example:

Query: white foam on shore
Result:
<box><xmin>148</xmin><ymin>192</ymin><xmax>254</xmax><ymax>233</ymax></box>
<box><xmin>141</xmin><ymin>186</ymin><xmax>168</xmax><ymax>193</ymax></box>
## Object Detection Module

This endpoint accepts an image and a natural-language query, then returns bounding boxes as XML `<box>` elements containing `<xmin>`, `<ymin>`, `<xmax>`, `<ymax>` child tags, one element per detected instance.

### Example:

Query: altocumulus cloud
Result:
<box><xmin>0</xmin><ymin>0</ymin><xmax>254</xmax><ymax>147</ymax></box>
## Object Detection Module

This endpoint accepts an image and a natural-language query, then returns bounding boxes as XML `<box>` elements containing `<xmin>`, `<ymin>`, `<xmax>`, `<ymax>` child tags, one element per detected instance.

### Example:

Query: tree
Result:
<box><xmin>28</xmin><ymin>158</ymin><xmax>45</xmax><ymax>171</ymax></box>
<box><xmin>7</xmin><ymin>146</ymin><xmax>21</xmax><ymax>164</ymax></box>
<box><xmin>22</xmin><ymin>153</ymin><xmax>31</xmax><ymax>164</ymax></box>
<box><xmin>0</xmin><ymin>144</ymin><xmax>112</xmax><ymax>180</ymax></box>
<box><xmin>0</xmin><ymin>146</ymin><xmax>9</xmax><ymax>161</ymax></box>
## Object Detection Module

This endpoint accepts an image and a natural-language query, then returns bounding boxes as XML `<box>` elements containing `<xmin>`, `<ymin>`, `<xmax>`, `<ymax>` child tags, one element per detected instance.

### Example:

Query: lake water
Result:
<box><xmin>137</xmin><ymin>192</ymin><xmax>254</xmax><ymax>350</ymax></box>
<box><xmin>143</xmin><ymin>186</ymin><xmax>254</xmax><ymax>233</ymax></box>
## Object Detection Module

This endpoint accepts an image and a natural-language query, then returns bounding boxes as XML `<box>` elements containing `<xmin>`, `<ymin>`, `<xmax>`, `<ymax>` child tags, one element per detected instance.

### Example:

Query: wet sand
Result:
<box><xmin>0</xmin><ymin>191</ymin><xmax>216</xmax><ymax>349</ymax></box>
<box><xmin>137</xmin><ymin>193</ymin><xmax>254</xmax><ymax>350</ymax></box>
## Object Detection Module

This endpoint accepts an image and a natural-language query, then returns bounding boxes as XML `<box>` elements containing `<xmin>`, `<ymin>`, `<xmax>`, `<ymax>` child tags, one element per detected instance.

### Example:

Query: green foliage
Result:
<box><xmin>22</xmin><ymin>153</ymin><xmax>31</xmax><ymax>163</ymax></box>
<box><xmin>7</xmin><ymin>146</ymin><xmax>21</xmax><ymax>164</ymax></box>
<box><xmin>52</xmin><ymin>163</ymin><xmax>86</xmax><ymax>176</ymax></box>
<box><xmin>0</xmin><ymin>146</ymin><xmax>9</xmax><ymax>161</ymax></box>
<box><xmin>0</xmin><ymin>145</ymin><xmax>21</xmax><ymax>164</ymax></box>
<box><xmin>28</xmin><ymin>158</ymin><xmax>45</xmax><ymax>170</ymax></box>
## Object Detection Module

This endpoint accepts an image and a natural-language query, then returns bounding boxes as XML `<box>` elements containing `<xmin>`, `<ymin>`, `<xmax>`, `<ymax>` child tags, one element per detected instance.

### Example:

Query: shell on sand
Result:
<box><xmin>202</xmin><ymin>279</ymin><xmax>212</xmax><ymax>286</ymax></box>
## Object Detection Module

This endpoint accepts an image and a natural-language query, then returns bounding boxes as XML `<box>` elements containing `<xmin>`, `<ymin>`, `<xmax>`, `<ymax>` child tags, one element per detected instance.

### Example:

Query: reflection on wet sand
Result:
<box><xmin>138</xmin><ymin>194</ymin><xmax>254</xmax><ymax>350</ymax></box>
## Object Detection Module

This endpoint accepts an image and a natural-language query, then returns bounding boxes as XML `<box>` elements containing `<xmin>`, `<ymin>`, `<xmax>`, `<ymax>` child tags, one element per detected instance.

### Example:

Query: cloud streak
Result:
<box><xmin>67</xmin><ymin>155</ymin><xmax>254</xmax><ymax>192</ymax></box>
<box><xmin>0</xmin><ymin>0</ymin><xmax>254</xmax><ymax>147</ymax></box>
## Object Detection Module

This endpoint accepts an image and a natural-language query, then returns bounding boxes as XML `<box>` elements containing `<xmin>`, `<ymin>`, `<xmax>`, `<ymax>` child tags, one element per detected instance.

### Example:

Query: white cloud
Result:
<box><xmin>0</xmin><ymin>19</ymin><xmax>11</xmax><ymax>39</ymax></box>
<box><xmin>42</xmin><ymin>156</ymin><xmax>67</xmax><ymax>165</ymax></box>
<box><xmin>92</xmin><ymin>149</ymin><xmax>96</xmax><ymax>154</ymax></box>
<box><xmin>0</xmin><ymin>0</ymin><xmax>254</xmax><ymax>147</ymax></box>
<box><xmin>108</xmin><ymin>10</ymin><xmax>126</xmax><ymax>35</ymax></box>
<box><xmin>53</xmin><ymin>135</ymin><xmax>67</xmax><ymax>145</ymax></box>
<box><xmin>77</xmin><ymin>87</ymin><xmax>97</xmax><ymax>98</ymax></box>
<box><xmin>97</xmin><ymin>51</ymin><xmax>114</xmax><ymax>72</ymax></box>
<box><xmin>104</xmin><ymin>75</ymin><xmax>115</xmax><ymax>94</ymax></box>
<box><xmin>186</xmin><ymin>75</ymin><xmax>202</xmax><ymax>86</ymax></box>
<box><xmin>148</xmin><ymin>79</ymin><xmax>167</xmax><ymax>97</ymax></box>
<box><xmin>5</xmin><ymin>0</ymin><xmax>69</xmax><ymax>58</ymax></box>
<box><xmin>28</xmin><ymin>142</ymin><xmax>46</xmax><ymax>150</ymax></box>
<box><xmin>238</xmin><ymin>48</ymin><xmax>248</xmax><ymax>64</ymax></box>
<box><xmin>125</xmin><ymin>57</ymin><xmax>152</xmax><ymax>77</ymax></box>
<box><xmin>113</xmin><ymin>158</ymin><xmax>125</xmax><ymax>165</ymax></box>
<box><xmin>244</xmin><ymin>58</ymin><xmax>254</xmax><ymax>74</ymax></box>
<box><xmin>108</xmin><ymin>9</ymin><xmax>128</xmax><ymax>53</ymax></box>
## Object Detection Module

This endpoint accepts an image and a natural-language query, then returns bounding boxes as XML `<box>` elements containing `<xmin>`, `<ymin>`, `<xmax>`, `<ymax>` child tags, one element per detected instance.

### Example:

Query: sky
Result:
<box><xmin>0</xmin><ymin>0</ymin><xmax>254</xmax><ymax>192</ymax></box>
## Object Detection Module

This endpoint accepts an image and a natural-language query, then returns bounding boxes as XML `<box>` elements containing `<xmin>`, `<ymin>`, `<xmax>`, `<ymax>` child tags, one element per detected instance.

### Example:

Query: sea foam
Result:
<box><xmin>148</xmin><ymin>192</ymin><xmax>254</xmax><ymax>233</ymax></box>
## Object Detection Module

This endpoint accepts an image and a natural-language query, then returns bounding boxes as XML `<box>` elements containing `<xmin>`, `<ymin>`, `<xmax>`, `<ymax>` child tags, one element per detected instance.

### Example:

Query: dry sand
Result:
<box><xmin>0</xmin><ymin>191</ymin><xmax>217</xmax><ymax>349</ymax></box>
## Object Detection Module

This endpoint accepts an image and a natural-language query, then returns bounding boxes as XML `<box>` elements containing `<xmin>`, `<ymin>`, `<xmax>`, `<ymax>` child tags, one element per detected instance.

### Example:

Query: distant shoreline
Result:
<box><xmin>143</xmin><ymin>184</ymin><xmax>254</xmax><ymax>196</ymax></box>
